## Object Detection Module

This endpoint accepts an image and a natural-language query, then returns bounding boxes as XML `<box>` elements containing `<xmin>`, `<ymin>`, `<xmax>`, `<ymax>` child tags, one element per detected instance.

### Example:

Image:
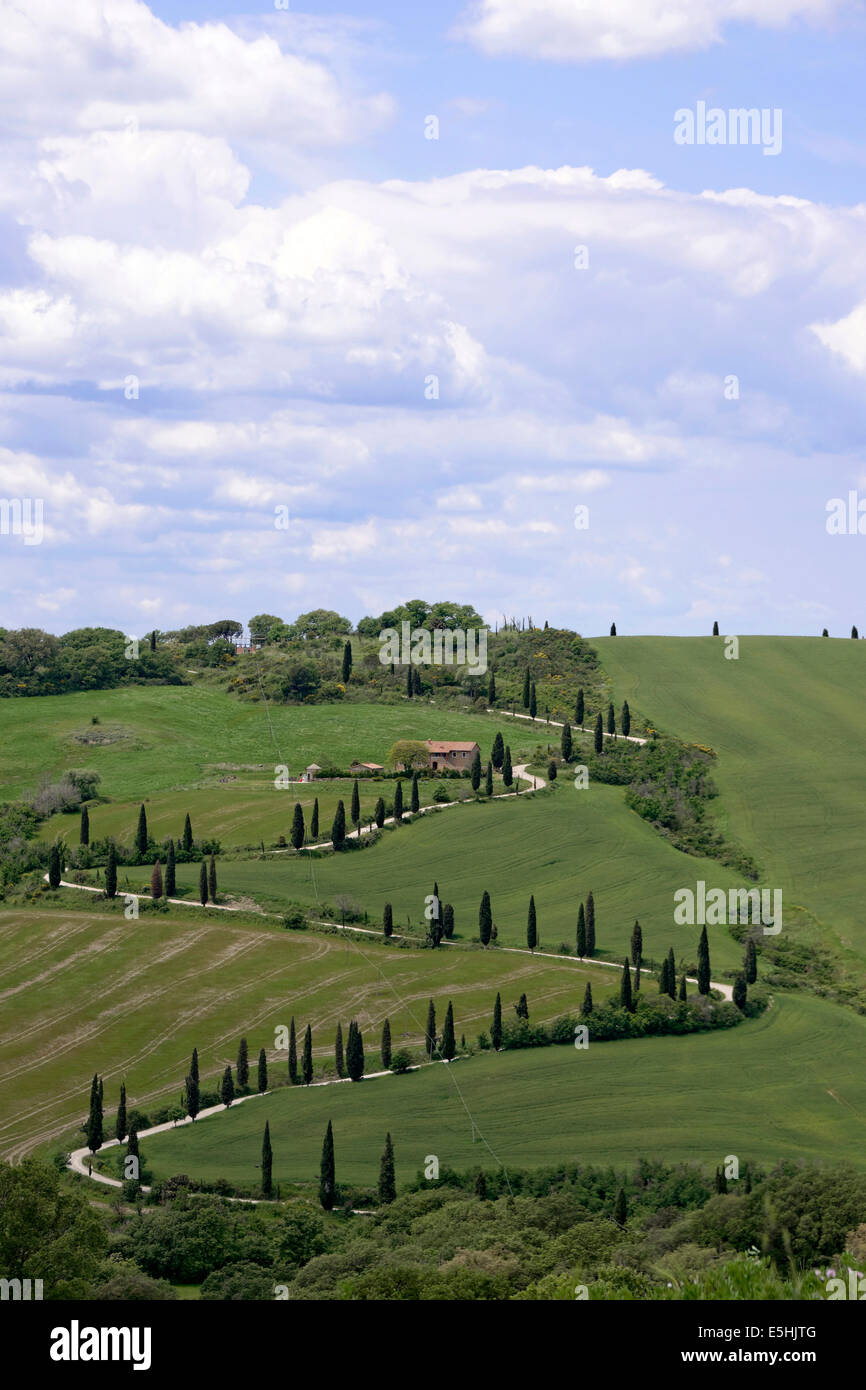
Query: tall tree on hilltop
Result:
<box><xmin>106</xmin><ymin>842</ymin><xmax>117</xmax><ymax>899</ymax></box>
<box><xmin>470</xmin><ymin>748</ymin><xmax>482</xmax><ymax>791</ymax></box>
<box><xmin>257</xmin><ymin>1047</ymin><xmax>268</xmax><ymax>1093</ymax></box>
<box><xmin>291</xmin><ymin>802</ymin><xmax>305</xmax><ymax>850</ymax></box>
<box><xmin>491</xmin><ymin>731</ymin><xmax>504</xmax><ymax>769</ymax></box>
<box><xmin>208</xmin><ymin>853</ymin><xmax>217</xmax><ymax>900</ymax></box>
<box><xmin>198</xmin><ymin>860</ymin><xmax>208</xmax><ymax>906</ymax></box>
<box><xmin>236</xmin><ymin>1037</ymin><xmax>249</xmax><ymax>1089</ymax></box>
<box><xmin>610</xmin><ymin>622</ymin><xmax>617</xmax><ymax>637</ymax></box>
<box><xmin>491</xmin><ymin>992</ymin><xmax>502</xmax><ymax>1050</ymax></box>
<box><xmin>853</xmin><ymin>626</ymin><xmax>859</xmax><ymax>639</ymax></box>
<box><xmin>698</xmin><ymin>925</ymin><xmax>711</xmax><ymax>996</ymax></box>
<box><xmin>221</xmin><ymin>1065</ymin><xmax>234</xmax><ymax>1107</ymax></box>
<box><xmin>335</xmin><ymin>1022</ymin><xmax>345</xmax><ymax>1078</ymax></box>
<box><xmin>116</xmin><ymin>1081</ymin><xmax>127</xmax><ymax>1142</ymax></box>
<box><xmin>425</xmin><ymin>999</ymin><xmax>437</xmax><ymax>1058</ymax></box>
<box><xmin>594</xmin><ymin>713</ymin><xmax>603</xmax><ymax>754</ymax></box>
<box><xmin>561</xmin><ymin>720</ymin><xmax>573</xmax><ymax>762</ymax></box>
<box><xmin>479</xmin><ymin>890</ymin><xmax>492</xmax><ymax>946</ymax></box>
<box><xmin>576</xmin><ymin>901</ymin><xmax>586</xmax><ymax>957</ymax></box>
<box><xmin>378</xmin><ymin>1133</ymin><xmax>396</xmax><ymax>1205</ymax></box>
<box><xmin>621</xmin><ymin>701</ymin><xmax>631</xmax><ymax>738</ymax></box>
<box><xmin>135</xmin><ymin>804</ymin><xmax>148</xmax><ymax>857</ymax></box>
<box><xmin>576</xmin><ymin>688</ymin><xmax>585</xmax><ymax>727</ymax></box>
<box><xmin>165</xmin><ymin>839</ymin><xmax>176</xmax><ymax>896</ymax></box>
<box><xmin>182</xmin><ymin>813</ymin><xmax>193</xmax><ymax>852</ymax></box>
<box><xmin>80</xmin><ymin>805</ymin><xmax>90</xmax><ymax>846</ymax></box>
<box><xmin>442</xmin><ymin>1001</ymin><xmax>456</xmax><ymax>1061</ymax></box>
<box><xmin>527</xmin><ymin>894</ymin><xmax>537</xmax><ymax>951</ymax></box>
<box><xmin>586</xmin><ymin>891</ymin><xmax>596</xmax><ymax>956</ymax></box>
<box><xmin>311</xmin><ymin>798</ymin><xmax>319</xmax><ymax>840</ymax></box>
<box><xmin>713</xmin><ymin>621</ymin><xmax>719</xmax><ymax>636</ymax></box>
<box><xmin>319</xmin><ymin>1120</ymin><xmax>335</xmax><ymax>1210</ymax></box>
<box><xmin>302</xmin><ymin>1025</ymin><xmax>313</xmax><ymax>1085</ymax></box>
<box><xmin>48</xmin><ymin>843</ymin><xmax>61</xmax><ymax>890</ymax></box>
<box><xmin>620</xmin><ymin>958</ymin><xmax>633</xmax><ymax>1012</ymax></box>
<box><xmin>288</xmin><ymin>1018</ymin><xmax>298</xmax><ymax>1084</ymax></box>
<box><xmin>331</xmin><ymin>800</ymin><xmax>346</xmax><ymax>848</ymax></box>
<box><xmin>380</xmin><ymin>1017</ymin><xmax>391</xmax><ymax>1070</ymax></box>
<box><xmin>341</xmin><ymin>640</ymin><xmax>353</xmax><ymax>684</ymax></box>
<box><xmin>261</xmin><ymin>1121</ymin><xmax>273</xmax><ymax>1198</ymax></box>
<box><xmin>150</xmin><ymin>859</ymin><xmax>163</xmax><ymax>901</ymax></box>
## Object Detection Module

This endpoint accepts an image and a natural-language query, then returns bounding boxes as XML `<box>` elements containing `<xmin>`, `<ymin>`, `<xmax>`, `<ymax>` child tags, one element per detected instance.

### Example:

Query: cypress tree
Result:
<box><xmin>80</xmin><ymin>805</ymin><xmax>90</xmax><ymax>846</ymax></box>
<box><xmin>383</xmin><ymin>902</ymin><xmax>393</xmax><ymax>937</ymax></box>
<box><xmin>516</xmin><ymin>993</ymin><xmax>529</xmax><ymax>1020</ymax></box>
<box><xmin>237</xmin><ymin>1037</ymin><xmax>249</xmax><ymax>1089</ymax></box>
<box><xmin>610</xmin><ymin>622</ymin><xmax>617</xmax><ymax>637</ymax></box>
<box><xmin>261</xmin><ymin>1121</ymin><xmax>273</xmax><ymax>1198</ymax></box>
<box><xmin>620</xmin><ymin>957</ymin><xmax>633</xmax><ymax>1012</ymax></box>
<box><xmin>561</xmin><ymin>720</ymin><xmax>573</xmax><ymax>762</ymax></box>
<box><xmin>714</xmin><ymin>1167</ymin><xmax>727</xmax><ymax>1194</ymax></box>
<box><xmin>221</xmin><ymin>1064</ymin><xmax>234</xmax><ymax>1107</ymax></box>
<box><xmin>479</xmin><ymin>890</ymin><xmax>492</xmax><ymax>946</ymax></box>
<box><xmin>48</xmin><ymin>843</ymin><xmax>61</xmax><ymax>889</ymax></box>
<box><xmin>527</xmin><ymin>894</ymin><xmax>537</xmax><ymax>951</ymax></box>
<box><xmin>678</xmin><ymin>974</ymin><xmax>687</xmax><ymax>1001</ymax></box>
<box><xmin>853</xmin><ymin>626</ymin><xmax>860</xmax><ymax>640</ymax></box>
<box><xmin>547</xmin><ymin>759</ymin><xmax>557</xmax><ymax>781</ymax></box>
<box><xmin>185</xmin><ymin>1073</ymin><xmax>199</xmax><ymax>1120</ymax></box>
<box><xmin>311</xmin><ymin>798</ymin><xmax>319</xmax><ymax>839</ymax></box>
<box><xmin>522</xmin><ymin>668</ymin><xmax>531</xmax><ymax>708</ymax></box>
<box><xmin>341</xmin><ymin>640</ymin><xmax>353</xmax><ymax>684</ymax></box>
<box><xmin>822</xmin><ymin>628</ymin><xmax>829</xmax><ymax>637</ymax></box>
<box><xmin>529</xmin><ymin>682</ymin><xmax>537</xmax><ymax>719</ymax></box>
<box><xmin>485</xmin><ymin>761</ymin><xmax>493</xmax><ymax>795</ymax></box>
<box><xmin>475</xmin><ymin>1170</ymin><xmax>487</xmax><ymax>1200</ymax></box>
<box><xmin>413</xmin><ymin>666</ymin><xmax>422</xmax><ymax>696</ymax></box>
<box><xmin>491</xmin><ymin>731</ymin><xmax>504</xmax><ymax>769</ymax></box>
<box><xmin>633</xmin><ymin>960</ymin><xmax>641</xmax><ymax>996</ymax></box>
<box><xmin>135</xmin><ymin>804</ymin><xmax>148</xmax><ymax>857</ymax></box>
<box><xmin>713</xmin><ymin>621</ymin><xmax>719</xmax><ymax>636</ymax></box>
<box><xmin>406</xmin><ymin>664</ymin><xmax>413</xmax><ymax>698</ymax></box>
<box><xmin>381</xmin><ymin>1018</ymin><xmax>391</xmax><ymax>1070</ymax></box>
<box><xmin>378</xmin><ymin>1132</ymin><xmax>396</xmax><ymax>1204</ymax></box>
<box><xmin>198</xmin><ymin>860</ymin><xmax>208</xmax><ymax>905</ymax></box>
<box><xmin>410</xmin><ymin>773</ymin><xmax>420</xmax><ymax>813</ymax></box>
<box><xmin>151</xmin><ymin>859</ymin><xmax>163</xmax><ymax>900</ymax></box>
<box><xmin>335</xmin><ymin>1022</ymin><xmax>345</xmax><ymax>1077</ymax></box>
<box><xmin>502</xmin><ymin>746</ymin><xmax>512</xmax><ymax>787</ymax></box>
<box><xmin>165</xmin><ymin>839</ymin><xmax>176</xmax><ymax>896</ymax></box>
<box><xmin>665</xmin><ymin>947</ymin><xmax>676</xmax><ymax>1000</ymax></box>
<box><xmin>302</xmin><ymin>1024</ymin><xmax>313</xmax><ymax>1085</ymax></box>
<box><xmin>127</xmin><ymin>1126</ymin><xmax>139</xmax><ymax>1169</ymax></box>
<box><xmin>351</xmin><ymin>779</ymin><xmax>361</xmax><ymax>830</ymax></box>
<box><xmin>586</xmin><ymin>891</ymin><xmax>596</xmax><ymax>956</ymax></box>
<box><xmin>442</xmin><ymin>1001</ymin><xmax>456</xmax><ymax>1061</ymax></box>
<box><xmin>346</xmin><ymin>1020</ymin><xmax>365</xmax><ymax>1080</ymax></box>
<box><xmin>331</xmin><ymin>800</ymin><xmax>346</xmax><ymax>847</ymax></box>
<box><xmin>698</xmin><ymin>925</ymin><xmax>711</xmax><ymax>995</ymax></box>
<box><xmin>288</xmin><ymin>1018</ymin><xmax>298</xmax><ymax>1084</ymax></box>
<box><xmin>488</xmin><ymin>669</ymin><xmax>496</xmax><ymax>704</ymax></box>
<box><xmin>576</xmin><ymin>687</ymin><xmax>585</xmax><ymax>727</ymax></box>
<box><xmin>491</xmin><ymin>992</ymin><xmax>502</xmax><ymax>1050</ymax></box>
<box><xmin>182</xmin><ymin>813</ymin><xmax>193</xmax><ymax>852</ymax></box>
<box><xmin>190</xmin><ymin>1047</ymin><xmax>199</xmax><ymax>1084</ymax></box>
<box><xmin>425</xmin><ymin>999</ymin><xmax>437</xmax><ymax>1058</ymax></box>
<box><xmin>470</xmin><ymin>748</ymin><xmax>481</xmax><ymax>791</ymax></box>
<box><xmin>106</xmin><ymin>842</ymin><xmax>117</xmax><ymax>899</ymax></box>
<box><xmin>443</xmin><ymin>903</ymin><xmax>454</xmax><ymax>938</ymax></box>
<box><xmin>576</xmin><ymin>902</ymin><xmax>586</xmax><ymax>957</ymax></box>
<box><xmin>374</xmin><ymin>797</ymin><xmax>385</xmax><ymax>829</ymax></box>
<box><xmin>733</xmin><ymin>974</ymin><xmax>748</xmax><ymax>1010</ymax></box>
<box><xmin>744</xmin><ymin>937</ymin><xmax>758</xmax><ymax>984</ymax></box>
<box><xmin>582</xmin><ymin>981</ymin><xmax>593</xmax><ymax>1016</ymax></box>
<box><xmin>208</xmin><ymin>853</ymin><xmax>217</xmax><ymax>900</ymax></box>
<box><xmin>659</xmin><ymin>955</ymin><xmax>671</xmax><ymax>996</ymax></box>
<box><xmin>607</xmin><ymin>702</ymin><xmax>616</xmax><ymax>737</ymax></box>
<box><xmin>150</xmin><ymin>629</ymin><xmax>157</xmax><ymax>652</ymax></box>
<box><xmin>630</xmin><ymin>919</ymin><xmax>642</xmax><ymax>967</ymax></box>
<box><xmin>291</xmin><ymin>802</ymin><xmax>305</xmax><ymax>849</ymax></box>
<box><xmin>319</xmin><ymin>1120</ymin><xmax>336</xmax><ymax>1210</ymax></box>
<box><xmin>257</xmin><ymin>1047</ymin><xmax>268</xmax><ymax>1093</ymax></box>
<box><xmin>622</xmin><ymin>701</ymin><xmax>631</xmax><ymax>738</ymax></box>
<box><xmin>116</xmin><ymin>1081</ymin><xmax>127</xmax><ymax>1141</ymax></box>
<box><xmin>393</xmin><ymin>783</ymin><xmax>403</xmax><ymax>824</ymax></box>
<box><xmin>613</xmin><ymin>1187</ymin><xmax>627</xmax><ymax>1225</ymax></box>
<box><xmin>594</xmin><ymin>713</ymin><xmax>603</xmax><ymax>754</ymax></box>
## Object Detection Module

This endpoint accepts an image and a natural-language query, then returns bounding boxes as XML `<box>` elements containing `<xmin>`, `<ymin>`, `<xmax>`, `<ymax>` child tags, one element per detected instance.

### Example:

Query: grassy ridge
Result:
<box><xmin>138</xmin><ymin>991</ymin><xmax>866</xmax><ymax>1185</ymax></box>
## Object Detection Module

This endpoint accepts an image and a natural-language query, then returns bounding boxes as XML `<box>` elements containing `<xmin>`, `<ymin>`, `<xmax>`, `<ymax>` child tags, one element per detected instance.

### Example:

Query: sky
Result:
<box><xmin>2</xmin><ymin>0</ymin><xmax>866</xmax><ymax>639</ymax></box>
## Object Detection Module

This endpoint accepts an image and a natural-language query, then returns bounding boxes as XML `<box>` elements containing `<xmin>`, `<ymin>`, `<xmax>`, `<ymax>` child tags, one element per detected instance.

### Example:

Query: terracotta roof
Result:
<box><xmin>426</xmin><ymin>740</ymin><xmax>479</xmax><ymax>753</ymax></box>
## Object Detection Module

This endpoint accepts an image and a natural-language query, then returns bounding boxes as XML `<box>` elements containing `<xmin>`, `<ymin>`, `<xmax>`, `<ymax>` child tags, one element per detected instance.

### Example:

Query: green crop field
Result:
<box><xmin>0</xmin><ymin>904</ymin><xmax>618</xmax><ymax>1164</ymax></box>
<box><xmin>138</xmin><ymin>991</ymin><xmax>866</xmax><ymax>1186</ymax></box>
<box><xmin>597</xmin><ymin>636</ymin><xmax>866</xmax><ymax>980</ymax></box>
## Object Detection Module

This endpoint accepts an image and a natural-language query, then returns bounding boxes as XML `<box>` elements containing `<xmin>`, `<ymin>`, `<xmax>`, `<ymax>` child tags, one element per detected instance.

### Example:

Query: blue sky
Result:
<box><xmin>2</xmin><ymin>0</ymin><xmax>866</xmax><ymax>638</ymax></box>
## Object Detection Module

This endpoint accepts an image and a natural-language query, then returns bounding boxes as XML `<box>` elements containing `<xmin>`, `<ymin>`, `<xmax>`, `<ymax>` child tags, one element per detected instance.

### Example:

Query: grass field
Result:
<box><xmin>137</xmin><ymin>991</ymin><xmax>866</xmax><ymax>1186</ymax></box>
<box><xmin>597</xmin><ymin>636</ymin><xmax>866</xmax><ymax>979</ymax></box>
<box><xmin>168</xmin><ymin>783</ymin><xmax>749</xmax><ymax>969</ymax></box>
<box><xmin>0</xmin><ymin>687</ymin><xmax>520</xmax><ymax>802</ymax></box>
<box><xmin>0</xmin><ymin>904</ymin><xmax>619</xmax><ymax>1163</ymax></box>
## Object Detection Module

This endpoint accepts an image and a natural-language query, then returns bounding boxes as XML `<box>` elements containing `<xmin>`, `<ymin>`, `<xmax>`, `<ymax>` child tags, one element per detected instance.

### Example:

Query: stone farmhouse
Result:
<box><xmin>425</xmin><ymin>739</ymin><xmax>479</xmax><ymax>771</ymax></box>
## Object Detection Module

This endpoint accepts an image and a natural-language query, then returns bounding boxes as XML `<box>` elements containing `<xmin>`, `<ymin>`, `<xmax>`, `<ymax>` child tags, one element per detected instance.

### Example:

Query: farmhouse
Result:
<box><xmin>299</xmin><ymin>764</ymin><xmax>321</xmax><ymax>783</ymax></box>
<box><xmin>348</xmin><ymin>760</ymin><xmax>384</xmax><ymax>775</ymax></box>
<box><xmin>426</xmin><ymin>739</ymin><xmax>479</xmax><ymax>771</ymax></box>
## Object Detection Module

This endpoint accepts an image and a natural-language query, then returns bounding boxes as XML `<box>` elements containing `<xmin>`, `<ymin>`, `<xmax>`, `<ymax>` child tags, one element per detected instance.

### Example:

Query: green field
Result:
<box><xmin>138</xmin><ymin>991</ymin><xmax>866</xmax><ymax>1186</ymax></box>
<box><xmin>597</xmin><ymin>636</ymin><xmax>866</xmax><ymax>979</ymax></box>
<box><xmin>0</xmin><ymin>904</ymin><xmax>618</xmax><ymax>1163</ymax></box>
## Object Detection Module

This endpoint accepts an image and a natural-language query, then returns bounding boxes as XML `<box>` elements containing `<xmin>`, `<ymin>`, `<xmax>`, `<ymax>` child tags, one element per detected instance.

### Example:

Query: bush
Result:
<box><xmin>390</xmin><ymin>1050</ymin><xmax>414</xmax><ymax>1073</ymax></box>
